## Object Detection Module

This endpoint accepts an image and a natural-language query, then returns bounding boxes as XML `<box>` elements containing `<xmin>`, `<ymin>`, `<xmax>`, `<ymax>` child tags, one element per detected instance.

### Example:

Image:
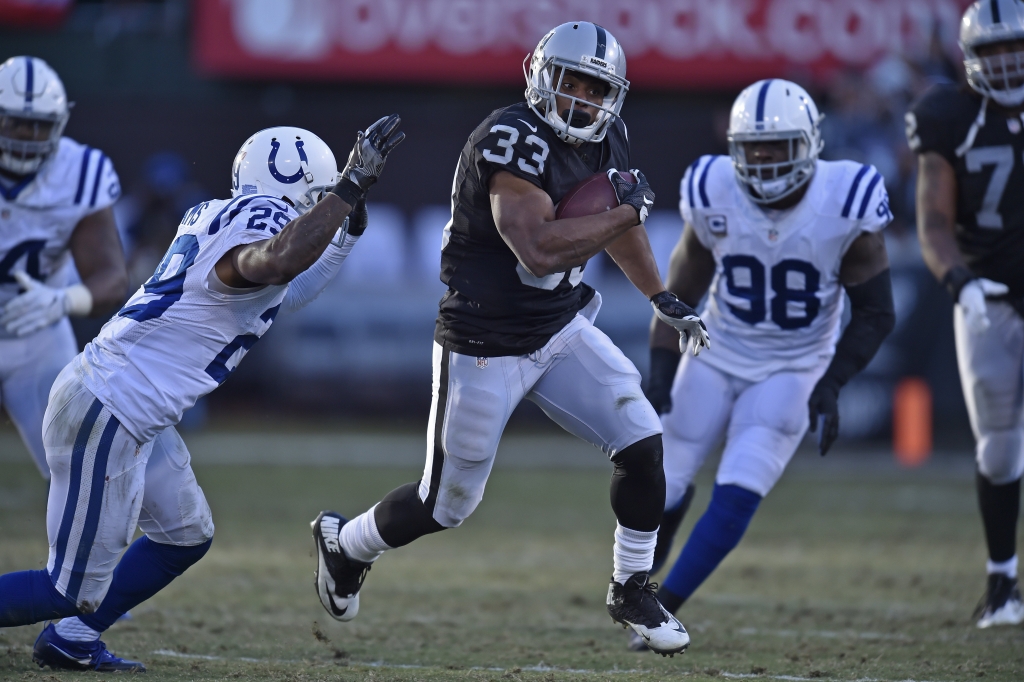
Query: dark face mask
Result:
<box><xmin>561</xmin><ymin>109</ymin><xmax>592</xmax><ymax>129</ymax></box>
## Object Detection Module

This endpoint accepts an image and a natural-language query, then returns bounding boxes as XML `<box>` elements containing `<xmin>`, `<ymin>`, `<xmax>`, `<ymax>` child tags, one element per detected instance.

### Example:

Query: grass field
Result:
<box><xmin>1</xmin><ymin>429</ymin><xmax>1022</xmax><ymax>681</ymax></box>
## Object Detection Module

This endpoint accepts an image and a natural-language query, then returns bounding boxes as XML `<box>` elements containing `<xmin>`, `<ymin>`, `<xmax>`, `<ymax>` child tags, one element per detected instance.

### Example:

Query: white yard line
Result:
<box><xmin>150</xmin><ymin>649</ymin><xmax>941</xmax><ymax>681</ymax></box>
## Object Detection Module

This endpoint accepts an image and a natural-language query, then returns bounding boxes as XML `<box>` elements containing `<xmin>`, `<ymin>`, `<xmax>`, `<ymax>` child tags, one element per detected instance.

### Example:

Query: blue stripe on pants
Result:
<box><xmin>65</xmin><ymin>412</ymin><xmax>121</xmax><ymax>603</ymax></box>
<box><xmin>50</xmin><ymin>399</ymin><xmax>103</xmax><ymax>586</ymax></box>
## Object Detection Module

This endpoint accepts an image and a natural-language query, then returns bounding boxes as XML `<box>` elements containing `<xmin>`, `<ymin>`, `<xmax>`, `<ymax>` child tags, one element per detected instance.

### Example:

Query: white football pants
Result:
<box><xmin>0</xmin><ymin>318</ymin><xmax>78</xmax><ymax>479</ymax></box>
<box><xmin>418</xmin><ymin>312</ymin><xmax>663</xmax><ymax>528</ymax></box>
<box><xmin>955</xmin><ymin>301</ymin><xmax>1024</xmax><ymax>485</ymax></box>
<box><xmin>661</xmin><ymin>355</ymin><xmax>822</xmax><ymax>507</ymax></box>
<box><xmin>42</xmin><ymin>364</ymin><xmax>214</xmax><ymax>613</ymax></box>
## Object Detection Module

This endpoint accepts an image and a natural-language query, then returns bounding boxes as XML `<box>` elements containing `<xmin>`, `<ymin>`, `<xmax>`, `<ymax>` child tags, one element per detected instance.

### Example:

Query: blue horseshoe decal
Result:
<box><xmin>268</xmin><ymin>139</ymin><xmax>308</xmax><ymax>184</ymax></box>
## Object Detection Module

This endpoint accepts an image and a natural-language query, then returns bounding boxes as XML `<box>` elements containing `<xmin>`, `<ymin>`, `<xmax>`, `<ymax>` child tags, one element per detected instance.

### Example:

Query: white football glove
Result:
<box><xmin>958</xmin><ymin>277</ymin><xmax>1009</xmax><ymax>334</ymax></box>
<box><xmin>1</xmin><ymin>271</ymin><xmax>92</xmax><ymax>337</ymax></box>
<box><xmin>651</xmin><ymin>291</ymin><xmax>711</xmax><ymax>357</ymax></box>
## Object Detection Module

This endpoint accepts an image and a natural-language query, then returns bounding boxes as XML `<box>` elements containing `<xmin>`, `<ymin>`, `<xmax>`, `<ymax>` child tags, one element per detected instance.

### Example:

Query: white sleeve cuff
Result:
<box><xmin>64</xmin><ymin>284</ymin><xmax>93</xmax><ymax>316</ymax></box>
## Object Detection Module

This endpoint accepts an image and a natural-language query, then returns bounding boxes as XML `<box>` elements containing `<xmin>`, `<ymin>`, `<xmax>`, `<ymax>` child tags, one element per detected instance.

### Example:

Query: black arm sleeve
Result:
<box><xmin>819</xmin><ymin>269</ymin><xmax>896</xmax><ymax>390</ymax></box>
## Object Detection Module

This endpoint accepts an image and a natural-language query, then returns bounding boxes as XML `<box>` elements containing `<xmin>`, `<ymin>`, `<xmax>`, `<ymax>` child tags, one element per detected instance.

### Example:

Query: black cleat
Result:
<box><xmin>607</xmin><ymin>573</ymin><xmax>689</xmax><ymax>655</ymax></box>
<box><xmin>32</xmin><ymin>623</ymin><xmax>146</xmax><ymax>672</ymax></box>
<box><xmin>974</xmin><ymin>573</ymin><xmax>1024</xmax><ymax>628</ymax></box>
<box><xmin>311</xmin><ymin>510</ymin><xmax>371</xmax><ymax>622</ymax></box>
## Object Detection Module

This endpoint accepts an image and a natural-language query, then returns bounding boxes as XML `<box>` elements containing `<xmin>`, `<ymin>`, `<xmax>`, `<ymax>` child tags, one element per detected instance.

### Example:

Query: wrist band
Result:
<box><xmin>941</xmin><ymin>265</ymin><xmax>974</xmax><ymax>301</ymax></box>
<box><xmin>328</xmin><ymin>178</ymin><xmax>362</xmax><ymax>207</ymax></box>
<box><xmin>64</xmin><ymin>284</ymin><xmax>93</xmax><ymax>316</ymax></box>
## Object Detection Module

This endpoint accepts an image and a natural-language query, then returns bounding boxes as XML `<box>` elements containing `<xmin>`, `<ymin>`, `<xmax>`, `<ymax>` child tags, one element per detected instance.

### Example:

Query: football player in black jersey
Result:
<box><xmin>311</xmin><ymin>21</ymin><xmax>709</xmax><ymax>656</ymax></box>
<box><xmin>906</xmin><ymin>0</ymin><xmax>1024</xmax><ymax>628</ymax></box>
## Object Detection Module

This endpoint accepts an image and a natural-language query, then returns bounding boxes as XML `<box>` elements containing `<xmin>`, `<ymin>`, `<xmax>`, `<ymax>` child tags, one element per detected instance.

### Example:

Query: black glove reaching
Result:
<box><xmin>807</xmin><ymin>378</ymin><xmax>840</xmax><ymax>456</ymax></box>
<box><xmin>651</xmin><ymin>291</ymin><xmax>711</xmax><ymax>357</ymax></box>
<box><xmin>607</xmin><ymin>168</ymin><xmax>655</xmax><ymax>224</ymax></box>
<box><xmin>331</xmin><ymin>114</ymin><xmax>406</xmax><ymax>206</ymax></box>
<box><xmin>646</xmin><ymin>347</ymin><xmax>681</xmax><ymax>415</ymax></box>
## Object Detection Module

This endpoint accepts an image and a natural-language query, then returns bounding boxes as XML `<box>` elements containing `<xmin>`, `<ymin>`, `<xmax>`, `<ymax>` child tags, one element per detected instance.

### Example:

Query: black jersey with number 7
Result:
<box><xmin>907</xmin><ymin>83</ymin><xmax>1024</xmax><ymax>297</ymax></box>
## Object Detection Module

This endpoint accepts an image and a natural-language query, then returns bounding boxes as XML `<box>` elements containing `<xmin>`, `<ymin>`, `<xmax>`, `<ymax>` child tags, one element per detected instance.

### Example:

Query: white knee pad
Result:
<box><xmin>977</xmin><ymin>427</ymin><xmax>1024</xmax><ymax>485</ymax></box>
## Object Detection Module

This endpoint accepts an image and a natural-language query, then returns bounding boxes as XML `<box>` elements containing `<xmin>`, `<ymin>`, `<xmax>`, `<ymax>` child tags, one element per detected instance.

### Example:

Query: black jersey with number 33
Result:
<box><xmin>907</xmin><ymin>83</ymin><xmax>1024</xmax><ymax>296</ymax></box>
<box><xmin>435</xmin><ymin>101</ymin><xmax>629</xmax><ymax>356</ymax></box>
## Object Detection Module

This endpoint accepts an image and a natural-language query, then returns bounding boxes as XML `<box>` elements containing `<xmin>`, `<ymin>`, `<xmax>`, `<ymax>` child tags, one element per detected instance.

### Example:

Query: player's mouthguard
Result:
<box><xmin>561</xmin><ymin>109</ymin><xmax>591</xmax><ymax>128</ymax></box>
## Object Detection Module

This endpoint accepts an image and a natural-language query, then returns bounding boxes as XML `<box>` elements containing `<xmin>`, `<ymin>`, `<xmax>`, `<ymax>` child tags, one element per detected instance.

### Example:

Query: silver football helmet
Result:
<box><xmin>727</xmin><ymin>79</ymin><xmax>824</xmax><ymax>205</ymax></box>
<box><xmin>524</xmin><ymin>21</ymin><xmax>629</xmax><ymax>145</ymax></box>
<box><xmin>0</xmin><ymin>56</ymin><xmax>70</xmax><ymax>175</ymax></box>
<box><xmin>961</xmin><ymin>0</ymin><xmax>1024</xmax><ymax>107</ymax></box>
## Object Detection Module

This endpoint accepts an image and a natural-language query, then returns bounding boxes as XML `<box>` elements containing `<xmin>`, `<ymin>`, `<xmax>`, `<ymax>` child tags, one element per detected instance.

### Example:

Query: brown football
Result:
<box><xmin>554</xmin><ymin>171</ymin><xmax>636</xmax><ymax>220</ymax></box>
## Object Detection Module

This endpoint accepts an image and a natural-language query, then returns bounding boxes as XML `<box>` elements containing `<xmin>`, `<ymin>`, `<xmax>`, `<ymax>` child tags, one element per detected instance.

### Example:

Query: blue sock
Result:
<box><xmin>659</xmin><ymin>484</ymin><xmax>762</xmax><ymax>611</ymax></box>
<box><xmin>78</xmin><ymin>536</ymin><xmax>211</xmax><ymax>633</ymax></box>
<box><xmin>0</xmin><ymin>569</ymin><xmax>79</xmax><ymax>627</ymax></box>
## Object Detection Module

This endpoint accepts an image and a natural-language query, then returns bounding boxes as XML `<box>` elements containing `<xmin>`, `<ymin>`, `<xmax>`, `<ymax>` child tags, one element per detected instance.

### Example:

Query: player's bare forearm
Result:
<box><xmin>490</xmin><ymin>171</ymin><xmax>637</xmax><ymax>277</ymax></box>
<box><xmin>70</xmin><ymin>207</ymin><xmax>129</xmax><ymax>314</ymax></box>
<box><xmin>916</xmin><ymin>152</ymin><xmax>965</xmax><ymax>282</ymax></box>
<box><xmin>605</xmin><ymin>225</ymin><xmax>664</xmax><ymax>299</ymax></box>
<box><xmin>224</xmin><ymin>194</ymin><xmax>353</xmax><ymax>287</ymax></box>
<box><xmin>839</xmin><ymin>231</ymin><xmax>890</xmax><ymax>286</ymax></box>
<box><xmin>650</xmin><ymin>222</ymin><xmax>714</xmax><ymax>351</ymax></box>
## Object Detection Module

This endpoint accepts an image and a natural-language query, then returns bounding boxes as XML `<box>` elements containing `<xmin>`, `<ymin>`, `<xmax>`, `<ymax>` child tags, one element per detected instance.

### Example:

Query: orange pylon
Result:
<box><xmin>893</xmin><ymin>377</ymin><xmax>932</xmax><ymax>467</ymax></box>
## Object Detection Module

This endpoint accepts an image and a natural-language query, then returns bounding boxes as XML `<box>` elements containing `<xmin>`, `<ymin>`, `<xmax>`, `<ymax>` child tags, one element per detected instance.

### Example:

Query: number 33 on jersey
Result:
<box><xmin>681</xmin><ymin>155</ymin><xmax>892</xmax><ymax>383</ymax></box>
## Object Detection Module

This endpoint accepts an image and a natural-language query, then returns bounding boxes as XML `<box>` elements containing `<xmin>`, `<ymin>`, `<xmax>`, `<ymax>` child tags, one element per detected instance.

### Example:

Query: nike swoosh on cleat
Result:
<box><xmin>518</xmin><ymin>119</ymin><xmax>538</xmax><ymax>132</ymax></box>
<box><xmin>50</xmin><ymin>645</ymin><xmax>93</xmax><ymax>666</ymax></box>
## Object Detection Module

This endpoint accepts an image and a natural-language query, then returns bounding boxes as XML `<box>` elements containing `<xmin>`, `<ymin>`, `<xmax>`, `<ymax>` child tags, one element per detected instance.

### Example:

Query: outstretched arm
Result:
<box><xmin>216</xmin><ymin>114</ymin><xmax>405</xmax><ymax>288</ymax></box>
<box><xmin>217</xmin><ymin>194</ymin><xmax>352</xmax><ymax>287</ymax></box>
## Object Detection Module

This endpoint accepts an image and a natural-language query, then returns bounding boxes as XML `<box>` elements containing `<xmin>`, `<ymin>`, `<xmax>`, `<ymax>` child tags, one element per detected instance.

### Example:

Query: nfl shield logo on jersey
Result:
<box><xmin>706</xmin><ymin>214</ymin><xmax>727</xmax><ymax>235</ymax></box>
<box><xmin>477</xmin><ymin>357</ymin><xmax>488</xmax><ymax>369</ymax></box>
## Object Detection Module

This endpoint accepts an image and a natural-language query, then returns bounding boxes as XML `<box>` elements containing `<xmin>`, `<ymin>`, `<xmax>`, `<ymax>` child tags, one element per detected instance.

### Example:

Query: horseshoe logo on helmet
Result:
<box><xmin>268</xmin><ymin>139</ymin><xmax>308</xmax><ymax>184</ymax></box>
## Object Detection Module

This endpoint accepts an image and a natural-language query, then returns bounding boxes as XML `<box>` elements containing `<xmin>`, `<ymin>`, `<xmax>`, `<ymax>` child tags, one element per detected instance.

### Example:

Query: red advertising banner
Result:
<box><xmin>0</xmin><ymin>0</ymin><xmax>72</xmax><ymax>27</ymax></box>
<box><xmin>194</xmin><ymin>0</ymin><xmax>973</xmax><ymax>89</ymax></box>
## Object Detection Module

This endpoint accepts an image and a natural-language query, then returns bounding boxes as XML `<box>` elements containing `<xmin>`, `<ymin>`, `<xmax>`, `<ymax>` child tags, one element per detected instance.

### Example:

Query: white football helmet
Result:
<box><xmin>0</xmin><ymin>56</ymin><xmax>70</xmax><ymax>176</ymax></box>
<box><xmin>231</xmin><ymin>127</ymin><xmax>339</xmax><ymax>215</ymax></box>
<box><xmin>524</xmin><ymin>21</ymin><xmax>629</xmax><ymax>145</ymax></box>
<box><xmin>961</xmin><ymin>0</ymin><xmax>1024</xmax><ymax>107</ymax></box>
<box><xmin>727</xmin><ymin>79</ymin><xmax>824</xmax><ymax>205</ymax></box>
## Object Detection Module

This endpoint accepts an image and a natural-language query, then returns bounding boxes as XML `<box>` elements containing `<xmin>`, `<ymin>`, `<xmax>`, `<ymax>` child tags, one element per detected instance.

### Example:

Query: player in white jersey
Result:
<box><xmin>628</xmin><ymin>80</ymin><xmax>896</xmax><ymax>649</ymax></box>
<box><xmin>0</xmin><ymin>116</ymin><xmax>405</xmax><ymax>672</ymax></box>
<box><xmin>0</xmin><ymin>56</ymin><xmax>128</xmax><ymax>480</ymax></box>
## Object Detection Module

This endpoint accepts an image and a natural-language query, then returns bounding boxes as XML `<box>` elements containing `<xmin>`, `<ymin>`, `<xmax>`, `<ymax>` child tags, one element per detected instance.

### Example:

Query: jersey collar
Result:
<box><xmin>0</xmin><ymin>172</ymin><xmax>37</xmax><ymax>202</ymax></box>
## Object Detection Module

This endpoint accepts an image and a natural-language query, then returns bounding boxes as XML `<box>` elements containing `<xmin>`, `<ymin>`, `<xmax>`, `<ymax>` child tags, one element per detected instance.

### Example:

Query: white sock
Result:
<box><xmin>612</xmin><ymin>523</ymin><xmax>657</xmax><ymax>585</ymax></box>
<box><xmin>339</xmin><ymin>505</ymin><xmax>392</xmax><ymax>563</ymax></box>
<box><xmin>987</xmin><ymin>555</ymin><xmax>1018</xmax><ymax>579</ymax></box>
<box><xmin>54</xmin><ymin>617</ymin><xmax>100</xmax><ymax>642</ymax></box>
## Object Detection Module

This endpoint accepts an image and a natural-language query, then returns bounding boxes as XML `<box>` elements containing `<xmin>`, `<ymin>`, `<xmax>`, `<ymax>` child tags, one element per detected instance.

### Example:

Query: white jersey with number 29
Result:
<box><xmin>680</xmin><ymin>156</ymin><xmax>891</xmax><ymax>383</ymax></box>
<box><xmin>75</xmin><ymin>194</ymin><xmax>298</xmax><ymax>442</ymax></box>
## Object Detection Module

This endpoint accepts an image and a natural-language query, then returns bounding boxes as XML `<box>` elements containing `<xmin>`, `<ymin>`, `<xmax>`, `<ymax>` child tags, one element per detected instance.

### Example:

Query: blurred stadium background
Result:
<box><xmin>0</xmin><ymin>0</ymin><xmax>977</xmax><ymax>449</ymax></box>
<box><xmin>7</xmin><ymin>2</ymin><xmax>1024</xmax><ymax>680</ymax></box>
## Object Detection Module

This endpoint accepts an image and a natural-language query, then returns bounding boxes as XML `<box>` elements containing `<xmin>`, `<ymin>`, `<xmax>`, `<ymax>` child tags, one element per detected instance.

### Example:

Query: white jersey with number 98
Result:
<box><xmin>680</xmin><ymin>156</ymin><xmax>891</xmax><ymax>382</ymax></box>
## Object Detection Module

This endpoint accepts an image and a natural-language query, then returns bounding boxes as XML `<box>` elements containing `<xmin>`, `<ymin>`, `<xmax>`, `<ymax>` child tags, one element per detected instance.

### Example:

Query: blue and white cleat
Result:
<box><xmin>311</xmin><ymin>510</ymin><xmax>372</xmax><ymax>622</ymax></box>
<box><xmin>32</xmin><ymin>623</ymin><xmax>147</xmax><ymax>672</ymax></box>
